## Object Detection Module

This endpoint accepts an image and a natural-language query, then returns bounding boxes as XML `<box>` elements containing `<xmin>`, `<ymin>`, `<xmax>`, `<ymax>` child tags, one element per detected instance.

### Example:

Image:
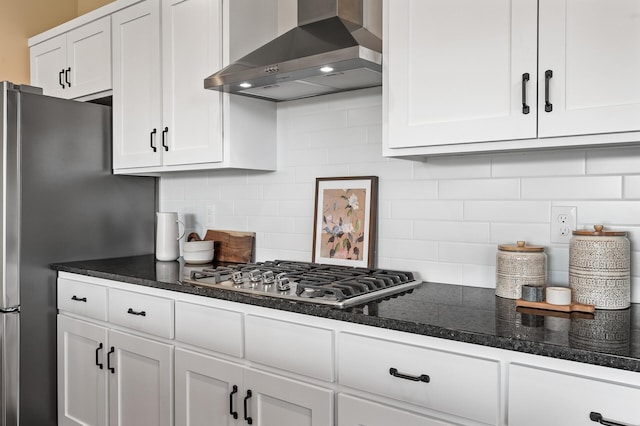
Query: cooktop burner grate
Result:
<box><xmin>182</xmin><ymin>260</ymin><xmax>421</xmax><ymax>308</ymax></box>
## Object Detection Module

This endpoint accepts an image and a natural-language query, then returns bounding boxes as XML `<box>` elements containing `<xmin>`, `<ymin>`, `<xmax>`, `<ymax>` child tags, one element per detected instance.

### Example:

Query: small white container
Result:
<box><xmin>496</xmin><ymin>241</ymin><xmax>546</xmax><ymax>299</ymax></box>
<box><xmin>183</xmin><ymin>240</ymin><xmax>214</xmax><ymax>252</ymax></box>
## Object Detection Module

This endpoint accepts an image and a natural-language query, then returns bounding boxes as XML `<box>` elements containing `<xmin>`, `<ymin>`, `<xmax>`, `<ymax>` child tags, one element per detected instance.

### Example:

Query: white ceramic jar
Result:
<box><xmin>569</xmin><ymin>225</ymin><xmax>630</xmax><ymax>310</ymax></box>
<box><xmin>495</xmin><ymin>241</ymin><xmax>547</xmax><ymax>299</ymax></box>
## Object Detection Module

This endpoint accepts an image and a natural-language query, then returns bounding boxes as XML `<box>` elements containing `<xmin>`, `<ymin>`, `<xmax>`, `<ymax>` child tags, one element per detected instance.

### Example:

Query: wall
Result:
<box><xmin>160</xmin><ymin>87</ymin><xmax>640</xmax><ymax>303</ymax></box>
<box><xmin>0</xmin><ymin>0</ymin><xmax>113</xmax><ymax>84</ymax></box>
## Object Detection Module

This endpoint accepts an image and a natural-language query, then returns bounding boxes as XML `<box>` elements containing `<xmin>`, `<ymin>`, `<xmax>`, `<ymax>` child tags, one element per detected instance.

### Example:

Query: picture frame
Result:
<box><xmin>312</xmin><ymin>176</ymin><xmax>378</xmax><ymax>268</ymax></box>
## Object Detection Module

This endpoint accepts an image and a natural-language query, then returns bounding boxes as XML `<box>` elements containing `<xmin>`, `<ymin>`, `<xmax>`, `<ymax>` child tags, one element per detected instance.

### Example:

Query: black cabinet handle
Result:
<box><xmin>229</xmin><ymin>385</ymin><xmax>238</xmax><ymax>419</ymax></box>
<box><xmin>544</xmin><ymin>69</ymin><xmax>553</xmax><ymax>112</ymax></box>
<box><xmin>71</xmin><ymin>295</ymin><xmax>87</xmax><ymax>302</ymax></box>
<box><xmin>65</xmin><ymin>67</ymin><xmax>71</xmax><ymax>87</ymax></box>
<box><xmin>389</xmin><ymin>367</ymin><xmax>430</xmax><ymax>383</ymax></box>
<box><xmin>95</xmin><ymin>343</ymin><xmax>103</xmax><ymax>370</ymax></box>
<box><xmin>59</xmin><ymin>69</ymin><xmax>65</xmax><ymax>88</ymax></box>
<box><xmin>127</xmin><ymin>308</ymin><xmax>146</xmax><ymax>316</ymax></box>
<box><xmin>243</xmin><ymin>390</ymin><xmax>253</xmax><ymax>424</ymax></box>
<box><xmin>150</xmin><ymin>128</ymin><xmax>157</xmax><ymax>152</ymax></box>
<box><xmin>590</xmin><ymin>412</ymin><xmax>630</xmax><ymax>426</ymax></box>
<box><xmin>161</xmin><ymin>127</ymin><xmax>169</xmax><ymax>151</ymax></box>
<box><xmin>107</xmin><ymin>346</ymin><xmax>115</xmax><ymax>374</ymax></box>
<box><xmin>521</xmin><ymin>73</ymin><xmax>530</xmax><ymax>114</ymax></box>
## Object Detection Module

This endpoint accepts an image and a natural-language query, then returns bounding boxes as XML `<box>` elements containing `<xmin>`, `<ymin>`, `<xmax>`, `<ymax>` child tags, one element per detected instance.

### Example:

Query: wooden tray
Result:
<box><xmin>515</xmin><ymin>298</ymin><xmax>595</xmax><ymax>314</ymax></box>
<box><xmin>188</xmin><ymin>229</ymin><xmax>256</xmax><ymax>263</ymax></box>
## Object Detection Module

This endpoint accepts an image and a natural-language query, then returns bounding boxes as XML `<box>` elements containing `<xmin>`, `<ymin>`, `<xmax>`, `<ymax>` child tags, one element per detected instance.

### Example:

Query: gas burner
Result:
<box><xmin>182</xmin><ymin>260</ymin><xmax>421</xmax><ymax>309</ymax></box>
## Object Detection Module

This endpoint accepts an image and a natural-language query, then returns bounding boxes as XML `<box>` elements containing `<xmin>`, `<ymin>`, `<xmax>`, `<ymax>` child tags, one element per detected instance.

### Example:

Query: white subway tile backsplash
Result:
<box><xmin>159</xmin><ymin>89</ymin><xmax>640</xmax><ymax>290</ymax></box>
<box><xmin>491</xmin><ymin>150</ymin><xmax>585</xmax><ymax>177</ymax></box>
<box><xmin>414</xmin><ymin>221</ymin><xmax>490</xmax><ymax>243</ymax></box>
<box><xmin>439</xmin><ymin>178</ymin><xmax>520</xmax><ymax>200</ymax></box>
<box><xmin>522</xmin><ymin>176</ymin><xmax>622</xmax><ymax>200</ymax></box>
<box><xmin>464</xmin><ymin>201</ymin><xmax>549</xmax><ymax>223</ymax></box>
<box><xmin>414</xmin><ymin>155</ymin><xmax>492</xmax><ymax>180</ymax></box>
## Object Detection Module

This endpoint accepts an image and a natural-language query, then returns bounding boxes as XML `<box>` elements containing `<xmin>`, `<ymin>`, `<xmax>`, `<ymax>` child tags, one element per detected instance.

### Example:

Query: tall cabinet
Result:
<box><xmin>383</xmin><ymin>0</ymin><xmax>640</xmax><ymax>156</ymax></box>
<box><xmin>111</xmin><ymin>0</ymin><xmax>278</xmax><ymax>173</ymax></box>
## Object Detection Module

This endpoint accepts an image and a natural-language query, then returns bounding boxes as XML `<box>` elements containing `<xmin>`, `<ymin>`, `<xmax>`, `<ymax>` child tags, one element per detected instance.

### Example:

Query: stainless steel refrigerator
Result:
<box><xmin>0</xmin><ymin>82</ymin><xmax>157</xmax><ymax>426</ymax></box>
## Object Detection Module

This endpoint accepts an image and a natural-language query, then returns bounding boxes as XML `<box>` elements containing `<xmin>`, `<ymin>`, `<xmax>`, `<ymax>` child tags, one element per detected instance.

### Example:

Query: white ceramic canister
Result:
<box><xmin>495</xmin><ymin>241</ymin><xmax>546</xmax><ymax>299</ymax></box>
<box><xmin>156</xmin><ymin>212</ymin><xmax>185</xmax><ymax>261</ymax></box>
<box><xmin>569</xmin><ymin>225</ymin><xmax>630</xmax><ymax>310</ymax></box>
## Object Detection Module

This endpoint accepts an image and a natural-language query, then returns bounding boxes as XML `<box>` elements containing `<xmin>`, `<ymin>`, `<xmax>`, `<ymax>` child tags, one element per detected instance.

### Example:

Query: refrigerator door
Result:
<box><xmin>0</xmin><ymin>312</ymin><xmax>19</xmax><ymax>426</ymax></box>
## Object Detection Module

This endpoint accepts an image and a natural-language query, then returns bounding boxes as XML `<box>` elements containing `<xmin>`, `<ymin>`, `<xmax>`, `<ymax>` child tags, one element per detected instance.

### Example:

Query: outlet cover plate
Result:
<box><xmin>551</xmin><ymin>206</ymin><xmax>577</xmax><ymax>243</ymax></box>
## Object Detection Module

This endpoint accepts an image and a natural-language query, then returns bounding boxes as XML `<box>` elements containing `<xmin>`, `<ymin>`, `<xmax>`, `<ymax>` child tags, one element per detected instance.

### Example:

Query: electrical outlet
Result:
<box><xmin>551</xmin><ymin>206</ymin><xmax>577</xmax><ymax>243</ymax></box>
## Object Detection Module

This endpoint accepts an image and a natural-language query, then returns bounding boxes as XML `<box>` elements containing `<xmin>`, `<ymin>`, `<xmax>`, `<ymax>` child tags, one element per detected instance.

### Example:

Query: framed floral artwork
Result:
<box><xmin>312</xmin><ymin>176</ymin><xmax>378</xmax><ymax>268</ymax></box>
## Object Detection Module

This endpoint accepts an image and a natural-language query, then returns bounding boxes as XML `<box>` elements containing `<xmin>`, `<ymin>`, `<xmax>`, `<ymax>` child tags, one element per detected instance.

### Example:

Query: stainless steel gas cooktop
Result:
<box><xmin>182</xmin><ymin>260</ymin><xmax>422</xmax><ymax>309</ymax></box>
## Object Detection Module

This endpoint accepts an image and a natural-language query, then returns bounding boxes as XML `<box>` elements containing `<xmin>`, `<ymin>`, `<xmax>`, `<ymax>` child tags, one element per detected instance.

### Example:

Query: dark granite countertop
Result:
<box><xmin>52</xmin><ymin>254</ymin><xmax>640</xmax><ymax>373</ymax></box>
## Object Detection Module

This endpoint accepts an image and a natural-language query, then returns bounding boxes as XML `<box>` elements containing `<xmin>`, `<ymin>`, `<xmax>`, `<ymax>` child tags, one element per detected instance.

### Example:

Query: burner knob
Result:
<box><xmin>248</xmin><ymin>270</ymin><xmax>262</xmax><ymax>282</ymax></box>
<box><xmin>262</xmin><ymin>270</ymin><xmax>275</xmax><ymax>285</ymax></box>
<box><xmin>231</xmin><ymin>271</ymin><xmax>244</xmax><ymax>285</ymax></box>
<box><xmin>276</xmin><ymin>273</ymin><xmax>290</xmax><ymax>291</ymax></box>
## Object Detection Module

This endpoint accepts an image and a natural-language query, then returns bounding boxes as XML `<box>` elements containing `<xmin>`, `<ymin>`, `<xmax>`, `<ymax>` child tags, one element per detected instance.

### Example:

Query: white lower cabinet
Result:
<box><xmin>57</xmin><ymin>316</ymin><xmax>173</xmax><ymax>426</ymax></box>
<box><xmin>508</xmin><ymin>363</ymin><xmax>640</xmax><ymax>426</ymax></box>
<box><xmin>175</xmin><ymin>347</ymin><xmax>333</xmax><ymax>426</ymax></box>
<box><xmin>338</xmin><ymin>394</ymin><xmax>455</xmax><ymax>426</ymax></box>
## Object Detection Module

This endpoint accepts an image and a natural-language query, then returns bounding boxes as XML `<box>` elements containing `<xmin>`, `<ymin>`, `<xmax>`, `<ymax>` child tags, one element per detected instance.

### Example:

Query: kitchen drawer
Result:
<box><xmin>245</xmin><ymin>314</ymin><xmax>334</xmax><ymax>382</ymax></box>
<box><xmin>108</xmin><ymin>288</ymin><xmax>174</xmax><ymax>339</ymax></box>
<box><xmin>57</xmin><ymin>277</ymin><xmax>107</xmax><ymax>321</ymax></box>
<box><xmin>338</xmin><ymin>332</ymin><xmax>500</xmax><ymax>425</ymax></box>
<box><xmin>175</xmin><ymin>300</ymin><xmax>243</xmax><ymax>358</ymax></box>
<box><xmin>509</xmin><ymin>363</ymin><xmax>640</xmax><ymax>425</ymax></box>
<box><xmin>338</xmin><ymin>393</ymin><xmax>455</xmax><ymax>426</ymax></box>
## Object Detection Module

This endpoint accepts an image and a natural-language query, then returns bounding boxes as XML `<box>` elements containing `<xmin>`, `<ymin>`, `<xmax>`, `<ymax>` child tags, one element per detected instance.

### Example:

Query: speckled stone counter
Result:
<box><xmin>52</xmin><ymin>254</ymin><xmax>640</xmax><ymax>372</ymax></box>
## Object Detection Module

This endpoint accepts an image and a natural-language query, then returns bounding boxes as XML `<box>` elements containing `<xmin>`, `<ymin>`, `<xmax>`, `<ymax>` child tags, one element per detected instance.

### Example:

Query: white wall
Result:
<box><xmin>160</xmin><ymin>87</ymin><xmax>640</xmax><ymax>303</ymax></box>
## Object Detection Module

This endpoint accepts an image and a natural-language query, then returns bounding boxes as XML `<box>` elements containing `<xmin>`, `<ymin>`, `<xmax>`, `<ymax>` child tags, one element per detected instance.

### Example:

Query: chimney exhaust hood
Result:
<box><xmin>204</xmin><ymin>0</ymin><xmax>382</xmax><ymax>102</ymax></box>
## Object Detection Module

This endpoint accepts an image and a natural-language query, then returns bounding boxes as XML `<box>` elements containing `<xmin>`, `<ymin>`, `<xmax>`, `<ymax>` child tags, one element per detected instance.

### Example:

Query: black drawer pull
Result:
<box><xmin>389</xmin><ymin>367</ymin><xmax>430</xmax><ymax>383</ymax></box>
<box><xmin>95</xmin><ymin>343</ymin><xmax>103</xmax><ymax>369</ymax></box>
<box><xmin>127</xmin><ymin>308</ymin><xmax>146</xmax><ymax>316</ymax></box>
<box><xmin>71</xmin><ymin>295</ymin><xmax>87</xmax><ymax>302</ymax></box>
<box><xmin>65</xmin><ymin>67</ymin><xmax>71</xmax><ymax>87</ymax></box>
<box><xmin>59</xmin><ymin>69</ymin><xmax>65</xmax><ymax>88</ymax></box>
<box><xmin>229</xmin><ymin>385</ymin><xmax>238</xmax><ymax>419</ymax></box>
<box><xmin>243</xmin><ymin>389</ymin><xmax>253</xmax><ymax>424</ymax></box>
<box><xmin>107</xmin><ymin>346</ymin><xmax>115</xmax><ymax>374</ymax></box>
<box><xmin>590</xmin><ymin>412</ymin><xmax>630</xmax><ymax>426</ymax></box>
<box><xmin>544</xmin><ymin>69</ymin><xmax>553</xmax><ymax>112</ymax></box>
<box><xmin>521</xmin><ymin>72</ymin><xmax>530</xmax><ymax>114</ymax></box>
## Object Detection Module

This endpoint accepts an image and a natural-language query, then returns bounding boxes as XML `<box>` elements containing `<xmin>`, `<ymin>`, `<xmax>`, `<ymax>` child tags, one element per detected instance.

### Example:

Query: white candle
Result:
<box><xmin>546</xmin><ymin>287</ymin><xmax>572</xmax><ymax>305</ymax></box>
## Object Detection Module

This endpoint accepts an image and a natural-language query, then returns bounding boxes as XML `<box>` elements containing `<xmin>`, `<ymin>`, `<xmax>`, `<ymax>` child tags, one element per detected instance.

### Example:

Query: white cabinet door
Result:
<box><xmin>175</xmin><ymin>348</ymin><xmax>243</xmax><ymax>426</ymax></box>
<box><xmin>385</xmin><ymin>0</ymin><xmax>538</xmax><ymax>148</ymax></box>
<box><xmin>30</xmin><ymin>34</ymin><xmax>67</xmax><ymax>98</ymax></box>
<box><xmin>244</xmin><ymin>368</ymin><xmax>333</xmax><ymax>426</ymax></box>
<box><xmin>338</xmin><ymin>394</ymin><xmax>455</xmax><ymax>426</ymax></box>
<box><xmin>57</xmin><ymin>315</ymin><xmax>108</xmax><ymax>426</ymax></box>
<box><xmin>161</xmin><ymin>0</ymin><xmax>223</xmax><ymax>167</ymax></box>
<box><xmin>538</xmin><ymin>0</ymin><xmax>640</xmax><ymax>138</ymax></box>
<box><xmin>112</xmin><ymin>0</ymin><xmax>163</xmax><ymax>169</ymax></box>
<box><xmin>108</xmin><ymin>330</ymin><xmax>173</xmax><ymax>426</ymax></box>
<box><xmin>65</xmin><ymin>16</ymin><xmax>112</xmax><ymax>99</ymax></box>
<box><xmin>509</xmin><ymin>363</ymin><xmax>640</xmax><ymax>426</ymax></box>
<box><xmin>30</xmin><ymin>17</ymin><xmax>111</xmax><ymax>99</ymax></box>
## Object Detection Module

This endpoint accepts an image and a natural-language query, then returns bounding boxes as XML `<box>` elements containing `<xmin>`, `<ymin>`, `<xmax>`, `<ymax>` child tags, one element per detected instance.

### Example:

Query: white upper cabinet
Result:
<box><xmin>385</xmin><ymin>0</ymin><xmax>537</xmax><ymax>148</ymax></box>
<box><xmin>538</xmin><ymin>0</ymin><xmax>640</xmax><ymax>138</ymax></box>
<box><xmin>384</xmin><ymin>0</ymin><xmax>640</xmax><ymax>156</ymax></box>
<box><xmin>30</xmin><ymin>16</ymin><xmax>111</xmax><ymax>100</ymax></box>
<box><xmin>112</xmin><ymin>0</ymin><xmax>278</xmax><ymax>174</ymax></box>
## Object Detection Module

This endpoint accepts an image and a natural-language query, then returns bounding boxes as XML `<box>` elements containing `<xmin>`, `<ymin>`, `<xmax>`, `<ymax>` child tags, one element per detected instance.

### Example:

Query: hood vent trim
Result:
<box><xmin>204</xmin><ymin>0</ymin><xmax>382</xmax><ymax>102</ymax></box>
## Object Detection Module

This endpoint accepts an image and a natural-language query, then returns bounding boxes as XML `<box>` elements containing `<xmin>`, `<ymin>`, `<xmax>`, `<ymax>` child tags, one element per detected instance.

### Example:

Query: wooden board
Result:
<box><xmin>202</xmin><ymin>229</ymin><xmax>256</xmax><ymax>263</ymax></box>
<box><xmin>515</xmin><ymin>298</ymin><xmax>595</xmax><ymax>314</ymax></box>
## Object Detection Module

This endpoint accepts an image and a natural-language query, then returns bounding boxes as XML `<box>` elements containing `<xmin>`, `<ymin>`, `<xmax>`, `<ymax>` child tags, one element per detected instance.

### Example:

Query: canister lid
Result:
<box><xmin>572</xmin><ymin>225</ymin><xmax>626</xmax><ymax>236</ymax></box>
<box><xmin>498</xmin><ymin>241</ymin><xmax>544</xmax><ymax>252</ymax></box>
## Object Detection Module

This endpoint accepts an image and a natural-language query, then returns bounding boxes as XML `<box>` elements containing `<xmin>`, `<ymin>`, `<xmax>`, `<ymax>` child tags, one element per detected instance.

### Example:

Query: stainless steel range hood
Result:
<box><xmin>204</xmin><ymin>0</ymin><xmax>382</xmax><ymax>102</ymax></box>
